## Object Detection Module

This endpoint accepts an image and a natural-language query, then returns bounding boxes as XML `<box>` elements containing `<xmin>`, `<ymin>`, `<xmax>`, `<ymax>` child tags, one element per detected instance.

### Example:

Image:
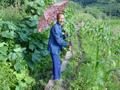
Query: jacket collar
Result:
<box><xmin>56</xmin><ymin>21</ymin><xmax>61</xmax><ymax>26</ymax></box>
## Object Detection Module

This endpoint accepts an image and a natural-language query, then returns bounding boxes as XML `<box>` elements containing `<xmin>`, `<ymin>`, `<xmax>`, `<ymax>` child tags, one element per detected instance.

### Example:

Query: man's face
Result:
<box><xmin>59</xmin><ymin>14</ymin><xmax>64</xmax><ymax>25</ymax></box>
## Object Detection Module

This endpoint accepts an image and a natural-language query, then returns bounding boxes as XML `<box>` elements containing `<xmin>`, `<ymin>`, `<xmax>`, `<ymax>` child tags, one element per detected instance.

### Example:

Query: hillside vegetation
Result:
<box><xmin>0</xmin><ymin>0</ymin><xmax>120</xmax><ymax>90</ymax></box>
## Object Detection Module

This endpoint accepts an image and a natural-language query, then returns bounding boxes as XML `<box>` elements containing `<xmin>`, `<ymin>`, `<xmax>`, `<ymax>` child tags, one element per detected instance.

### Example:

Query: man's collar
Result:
<box><xmin>56</xmin><ymin>21</ymin><xmax>61</xmax><ymax>26</ymax></box>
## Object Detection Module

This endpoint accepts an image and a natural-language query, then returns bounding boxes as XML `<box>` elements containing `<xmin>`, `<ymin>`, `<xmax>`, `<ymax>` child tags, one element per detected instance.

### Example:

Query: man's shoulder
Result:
<box><xmin>54</xmin><ymin>22</ymin><xmax>59</xmax><ymax>27</ymax></box>
<box><xmin>51</xmin><ymin>22</ymin><xmax>59</xmax><ymax>30</ymax></box>
<box><xmin>51</xmin><ymin>22</ymin><xmax>56</xmax><ymax>28</ymax></box>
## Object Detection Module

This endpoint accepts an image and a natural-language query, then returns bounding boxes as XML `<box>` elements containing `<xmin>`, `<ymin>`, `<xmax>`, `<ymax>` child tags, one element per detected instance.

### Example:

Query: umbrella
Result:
<box><xmin>38</xmin><ymin>0</ymin><xmax>68</xmax><ymax>32</ymax></box>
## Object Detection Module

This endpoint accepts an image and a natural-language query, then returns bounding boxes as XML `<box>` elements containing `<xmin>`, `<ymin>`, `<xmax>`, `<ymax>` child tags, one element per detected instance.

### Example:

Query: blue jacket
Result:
<box><xmin>48</xmin><ymin>22</ymin><xmax>68</xmax><ymax>55</ymax></box>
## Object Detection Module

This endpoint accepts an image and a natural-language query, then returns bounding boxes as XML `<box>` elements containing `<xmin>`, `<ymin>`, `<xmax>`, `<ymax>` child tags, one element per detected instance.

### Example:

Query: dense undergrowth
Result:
<box><xmin>62</xmin><ymin>2</ymin><xmax>120</xmax><ymax>90</ymax></box>
<box><xmin>0</xmin><ymin>0</ymin><xmax>54</xmax><ymax>90</ymax></box>
<box><xmin>63</xmin><ymin>13</ymin><xmax>120</xmax><ymax>90</ymax></box>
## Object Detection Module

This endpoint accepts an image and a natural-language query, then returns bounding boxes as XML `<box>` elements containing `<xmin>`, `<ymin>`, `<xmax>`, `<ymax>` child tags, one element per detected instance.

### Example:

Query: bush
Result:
<box><xmin>0</xmin><ymin>1</ymin><xmax>52</xmax><ymax>88</ymax></box>
<box><xmin>0</xmin><ymin>62</ymin><xmax>17</xmax><ymax>90</ymax></box>
<box><xmin>62</xmin><ymin>12</ymin><xmax>120</xmax><ymax>90</ymax></box>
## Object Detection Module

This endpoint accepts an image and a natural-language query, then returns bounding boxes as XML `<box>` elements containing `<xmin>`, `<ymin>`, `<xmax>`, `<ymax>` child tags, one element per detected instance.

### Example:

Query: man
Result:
<box><xmin>48</xmin><ymin>13</ymin><xmax>71</xmax><ymax>80</ymax></box>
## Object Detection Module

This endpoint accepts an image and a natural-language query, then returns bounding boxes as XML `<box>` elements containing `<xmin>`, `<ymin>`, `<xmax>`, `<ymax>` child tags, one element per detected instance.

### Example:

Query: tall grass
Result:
<box><xmin>62</xmin><ymin>3</ymin><xmax>120</xmax><ymax>89</ymax></box>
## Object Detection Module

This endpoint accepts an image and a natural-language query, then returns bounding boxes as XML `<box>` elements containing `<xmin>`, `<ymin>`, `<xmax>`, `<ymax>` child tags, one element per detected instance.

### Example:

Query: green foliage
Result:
<box><xmin>0</xmin><ymin>19</ymin><xmax>36</xmax><ymax>90</ymax></box>
<box><xmin>0</xmin><ymin>0</ymin><xmax>54</xmax><ymax>7</ymax></box>
<box><xmin>73</xmin><ymin>0</ymin><xmax>120</xmax><ymax>18</ymax></box>
<box><xmin>0</xmin><ymin>0</ymin><xmax>55</xmax><ymax>22</ymax></box>
<box><xmin>63</xmin><ymin>11</ymin><xmax>120</xmax><ymax>90</ymax></box>
<box><xmin>0</xmin><ymin>0</ymin><xmax>55</xmax><ymax>89</ymax></box>
<box><xmin>102</xmin><ymin>3</ymin><xmax>120</xmax><ymax>17</ymax></box>
<box><xmin>0</xmin><ymin>6</ymin><xmax>24</xmax><ymax>22</ymax></box>
<box><xmin>0</xmin><ymin>62</ymin><xmax>16</xmax><ymax>90</ymax></box>
<box><xmin>23</xmin><ymin>1</ymin><xmax>45</xmax><ymax>16</ymax></box>
<box><xmin>83</xmin><ymin>6</ymin><xmax>106</xmax><ymax>19</ymax></box>
<box><xmin>0</xmin><ymin>0</ymin><xmax>120</xmax><ymax>90</ymax></box>
<box><xmin>73</xmin><ymin>0</ymin><xmax>97</xmax><ymax>6</ymax></box>
<box><xmin>0</xmin><ymin>62</ymin><xmax>35</xmax><ymax>90</ymax></box>
<box><xmin>116</xmin><ymin>0</ymin><xmax>120</xmax><ymax>2</ymax></box>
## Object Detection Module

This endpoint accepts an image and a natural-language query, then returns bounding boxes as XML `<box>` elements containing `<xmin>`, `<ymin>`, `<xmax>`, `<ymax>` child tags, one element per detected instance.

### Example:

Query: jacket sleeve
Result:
<box><xmin>52</xmin><ymin>25</ymin><xmax>68</xmax><ymax>47</ymax></box>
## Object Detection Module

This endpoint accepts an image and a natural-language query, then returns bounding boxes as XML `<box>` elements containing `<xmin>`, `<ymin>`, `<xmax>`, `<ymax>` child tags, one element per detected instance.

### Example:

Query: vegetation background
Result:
<box><xmin>0</xmin><ymin>0</ymin><xmax>120</xmax><ymax>90</ymax></box>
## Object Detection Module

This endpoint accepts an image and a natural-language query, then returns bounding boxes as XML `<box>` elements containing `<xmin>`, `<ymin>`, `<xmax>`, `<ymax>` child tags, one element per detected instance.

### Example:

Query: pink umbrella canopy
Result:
<box><xmin>38</xmin><ymin>0</ymin><xmax>68</xmax><ymax>32</ymax></box>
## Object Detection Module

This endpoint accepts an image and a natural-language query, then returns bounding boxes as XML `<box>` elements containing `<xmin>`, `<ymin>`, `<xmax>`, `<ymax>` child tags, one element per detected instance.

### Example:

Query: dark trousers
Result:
<box><xmin>50</xmin><ymin>53</ymin><xmax>61</xmax><ymax>80</ymax></box>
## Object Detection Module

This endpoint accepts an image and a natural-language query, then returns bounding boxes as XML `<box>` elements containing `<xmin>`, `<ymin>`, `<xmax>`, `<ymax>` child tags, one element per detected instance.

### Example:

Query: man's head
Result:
<box><xmin>57</xmin><ymin>13</ymin><xmax>65</xmax><ymax>25</ymax></box>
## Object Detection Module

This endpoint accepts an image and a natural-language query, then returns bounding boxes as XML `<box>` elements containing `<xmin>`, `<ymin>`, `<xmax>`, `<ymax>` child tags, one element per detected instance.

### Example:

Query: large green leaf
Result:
<box><xmin>7</xmin><ymin>22</ymin><xmax>16</xmax><ymax>30</ymax></box>
<box><xmin>32</xmin><ymin>50</ymin><xmax>41</xmax><ymax>63</ymax></box>
<box><xmin>0</xmin><ymin>46</ymin><xmax>8</xmax><ymax>55</ymax></box>
<box><xmin>0</xmin><ymin>54</ymin><xmax>7</xmax><ymax>61</ymax></box>
<box><xmin>0</xmin><ymin>42</ymin><xmax>8</xmax><ymax>47</ymax></box>
<box><xmin>0</xmin><ymin>43</ymin><xmax>8</xmax><ymax>62</ymax></box>
<box><xmin>40</xmin><ymin>50</ymin><xmax>49</xmax><ymax>56</ymax></box>
<box><xmin>24</xmin><ymin>77</ymin><xmax>34</xmax><ymax>85</ymax></box>
<box><xmin>25</xmin><ymin>15</ymin><xmax>38</xmax><ymax>28</ymax></box>
<box><xmin>1</xmin><ymin>31</ymin><xmax>15</xmax><ymax>39</ymax></box>
<box><xmin>14</xmin><ymin>47</ymin><xmax>26</xmax><ymax>53</ymax></box>
<box><xmin>8</xmin><ymin>52</ymin><xmax>17</xmax><ymax>61</ymax></box>
<box><xmin>29</xmin><ymin>42</ymin><xmax>36</xmax><ymax>51</ymax></box>
<box><xmin>19</xmin><ymin>32</ymin><xmax>28</xmax><ymax>42</ymax></box>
